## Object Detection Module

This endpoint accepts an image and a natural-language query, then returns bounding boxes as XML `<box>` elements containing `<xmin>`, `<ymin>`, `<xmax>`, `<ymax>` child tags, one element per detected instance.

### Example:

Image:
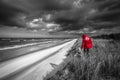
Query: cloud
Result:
<box><xmin>0</xmin><ymin>0</ymin><xmax>27</xmax><ymax>27</ymax></box>
<box><xmin>0</xmin><ymin>0</ymin><xmax>73</xmax><ymax>28</ymax></box>
<box><xmin>50</xmin><ymin>1</ymin><xmax>94</xmax><ymax>30</ymax></box>
<box><xmin>88</xmin><ymin>0</ymin><xmax>120</xmax><ymax>23</ymax></box>
<box><xmin>0</xmin><ymin>0</ymin><xmax>120</xmax><ymax>32</ymax></box>
<box><xmin>4</xmin><ymin>0</ymin><xmax>73</xmax><ymax>14</ymax></box>
<box><xmin>53</xmin><ymin>0</ymin><xmax>120</xmax><ymax>30</ymax></box>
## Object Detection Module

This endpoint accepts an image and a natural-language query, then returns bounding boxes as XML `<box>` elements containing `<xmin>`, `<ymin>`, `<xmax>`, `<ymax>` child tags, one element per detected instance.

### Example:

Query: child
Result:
<box><xmin>81</xmin><ymin>34</ymin><xmax>92</xmax><ymax>56</ymax></box>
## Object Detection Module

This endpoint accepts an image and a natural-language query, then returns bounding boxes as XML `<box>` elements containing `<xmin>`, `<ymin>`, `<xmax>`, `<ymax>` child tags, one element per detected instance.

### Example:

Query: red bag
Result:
<box><xmin>81</xmin><ymin>34</ymin><xmax>92</xmax><ymax>49</ymax></box>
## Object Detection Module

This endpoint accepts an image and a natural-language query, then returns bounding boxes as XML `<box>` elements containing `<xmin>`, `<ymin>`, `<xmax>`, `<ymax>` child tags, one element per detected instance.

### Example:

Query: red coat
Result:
<box><xmin>81</xmin><ymin>34</ymin><xmax>92</xmax><ymax>49</ymax></box>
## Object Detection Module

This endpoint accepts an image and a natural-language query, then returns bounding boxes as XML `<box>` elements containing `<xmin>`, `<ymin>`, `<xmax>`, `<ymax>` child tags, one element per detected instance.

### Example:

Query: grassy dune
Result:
<box><xmin>44</xmin><ymin>33</ymin><xmax>120</xmax><ymax>80</ymax></box>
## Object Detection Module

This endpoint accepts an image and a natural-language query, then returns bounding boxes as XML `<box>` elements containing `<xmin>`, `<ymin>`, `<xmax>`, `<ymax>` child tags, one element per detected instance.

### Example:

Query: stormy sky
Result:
<box><xmin>0</xmin><ymin>0</ymin><xmax>120</xmax><ymax>37</ymax></box>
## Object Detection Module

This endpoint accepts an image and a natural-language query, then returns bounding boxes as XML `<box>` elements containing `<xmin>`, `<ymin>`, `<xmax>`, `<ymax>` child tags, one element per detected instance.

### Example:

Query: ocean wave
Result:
<box><xmin>0</xmin><ymin>41</ymin><xmax>53</xmax><ymax>50</ymax></box>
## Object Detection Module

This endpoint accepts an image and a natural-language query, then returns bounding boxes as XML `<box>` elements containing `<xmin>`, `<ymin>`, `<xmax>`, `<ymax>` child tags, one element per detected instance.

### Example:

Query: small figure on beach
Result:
<box><xmin>81</xmin><ymin>34</ymin><xmax>92</xmax><ymax>56</ymax></box>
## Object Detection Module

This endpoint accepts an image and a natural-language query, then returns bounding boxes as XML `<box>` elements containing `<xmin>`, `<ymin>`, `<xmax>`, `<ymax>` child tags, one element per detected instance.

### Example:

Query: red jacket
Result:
<box><xmin>81</xmin><ymin>34</ymin><xmax>92</xmax><ymax>49</ymax></box>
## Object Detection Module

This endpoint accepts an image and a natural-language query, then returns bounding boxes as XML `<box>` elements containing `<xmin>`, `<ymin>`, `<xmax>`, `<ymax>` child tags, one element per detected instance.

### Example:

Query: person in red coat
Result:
<box><xmin>81</xmin><ymin>34</ymin><xmax>92</xmax><ymax>56</ymax></box>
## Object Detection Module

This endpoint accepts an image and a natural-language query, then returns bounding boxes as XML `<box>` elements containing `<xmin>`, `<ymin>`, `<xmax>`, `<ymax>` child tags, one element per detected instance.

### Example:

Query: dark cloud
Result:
<box><xmin>5</xmin><ymin>0</ymin><xmax>73</xmax><ymax>15</ymax></box>
<box><xmin>53</xmin><ymin>0</ymin><xmax>120</xmax><ymax>30</ymax></box>
<box><xmin>0</xmin><ymin>0</ymin><xmax>120</xmax><ymax>31</ymax></box>
<box><xmin>0</xmin><ymin>0</ymin><xmax>73</xmax><ymax>27</ymax></box>
<box><xmin>51</xmin><ymin>4</ymin><xmax>93</xmax><ymax>30</ymax></box>
<box><xmin>0</xmin><ymin>0</ymin><xmax>27</xmax><ymax>27</ymax></box>
<box><xmin>88</xmin><ymin>0</ymin><xmax>120</xmax><ymax>24</ymax></box>
<box><xmin>28</xmin><ymin>0</ymin><xmax>72</xmax><ymax>11</ymax></box>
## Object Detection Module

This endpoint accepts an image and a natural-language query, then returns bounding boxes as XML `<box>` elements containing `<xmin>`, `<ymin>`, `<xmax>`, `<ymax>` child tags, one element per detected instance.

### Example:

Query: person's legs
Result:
<box><xmin>83</xmin><ymin>48</ymin><xmax>85</xmax><ymax>53</ymax></box>
<box><xmin>86</xmin><ymin>49</ymin><xmax>89</xmax><ymax>57</ymax></box>
<box><xmin>83</xmin><ymin>48</ymin><xmax>89</xmax><ymax>57</ymax></box>
<box><xmin>83</xmin><ymin>48</ymin><xmax>87</xmax><ymax>56</ymax></box>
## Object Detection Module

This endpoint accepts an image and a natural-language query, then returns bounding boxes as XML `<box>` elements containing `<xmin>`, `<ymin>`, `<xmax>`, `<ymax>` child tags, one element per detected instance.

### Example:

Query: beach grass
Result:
<box><xmin>44</xmin><ymin>33</ymin><xmax>120</xmax><ymax>80</ymax></box>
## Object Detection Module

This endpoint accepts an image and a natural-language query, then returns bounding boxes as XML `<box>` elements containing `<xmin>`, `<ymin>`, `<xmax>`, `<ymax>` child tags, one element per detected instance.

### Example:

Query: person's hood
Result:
<box><xmin>82</xmin><ymin>34</ymin><xmax>87</xmax><ymax>39</ymax></box>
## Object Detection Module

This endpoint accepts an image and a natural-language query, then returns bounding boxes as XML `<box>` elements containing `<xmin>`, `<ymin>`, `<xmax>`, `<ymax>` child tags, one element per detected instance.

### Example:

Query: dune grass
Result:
<box><xmin>44</xmin><ymin>34</ymin><xmax>120</xmax><ymax>80</ymax></box>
